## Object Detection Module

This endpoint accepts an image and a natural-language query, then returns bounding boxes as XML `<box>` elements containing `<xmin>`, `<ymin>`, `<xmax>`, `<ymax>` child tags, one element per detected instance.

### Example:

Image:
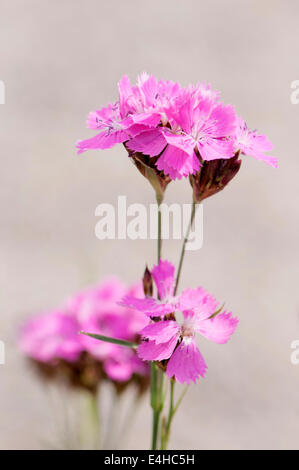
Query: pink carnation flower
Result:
<box><xmin>20</xmin><ymin>278</ymin><xmax>149</xmax><ymax>384</ymax></box>
<box><xmin>77</xmin><ymin>74</ymin><xmax>234</xmax><ymax>180</ymax></box>
<box><xmin>65</xmin><ymin>278</ymin><xmax>149</xmax><ymax>382</ymax></box>
<box><xmin>76</xmin><ymin>74</ymin><xmax>174</xmax><ymax>155</ymax></box>
<box><xmin>77</xmin><ymin>73</ymin><xmax>276</xmax><ymax>181</ymax></box>
<box><xmin>128</xmin><ymin>89</ymin><xmax>236</xmax><ymax>179</ymax></box>
<box><xmin>121</xmin><ymin>260</ymin><xmax>238</xmax><ymax>385</ymax></box>
<box><xmin>19</xmin><ymin>310</ymin><xmax>83</xmax><ymax>363</ymax></box>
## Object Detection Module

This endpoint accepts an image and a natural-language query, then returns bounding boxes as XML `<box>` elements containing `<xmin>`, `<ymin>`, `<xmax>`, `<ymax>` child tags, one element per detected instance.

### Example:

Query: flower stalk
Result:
<box><xmin>174</xmin><ymin>200</ymin><xmax>198</xmax><ymax>296</ymax></box>
<box><xmin>73</xmin><ymin>72</ymin><xmax>274</xmax><ymax>451</ymax></box>
<box><xmin>150</xmin><ymin>191</ymin><xmax>165</xmax><ymax>450</ymax></box>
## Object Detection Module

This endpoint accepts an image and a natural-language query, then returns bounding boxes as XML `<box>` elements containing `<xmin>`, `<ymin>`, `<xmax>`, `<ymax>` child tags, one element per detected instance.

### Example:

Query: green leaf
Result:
<box><xmin>208</xmin><ymin>302</ymin><xmax>225</xmax><ymax>319</ymax></box>
<box><xmin>79</xmin><ymin>331</ymin><xmax>138</xmax><ymax>349</ymax></box>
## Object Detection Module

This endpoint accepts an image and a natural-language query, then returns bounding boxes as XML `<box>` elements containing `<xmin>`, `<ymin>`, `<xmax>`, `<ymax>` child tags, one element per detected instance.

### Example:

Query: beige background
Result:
<box><xmin>0</xmin><ymin>0</ymin><xmax>298</xmax><ymax>449</ymax></box>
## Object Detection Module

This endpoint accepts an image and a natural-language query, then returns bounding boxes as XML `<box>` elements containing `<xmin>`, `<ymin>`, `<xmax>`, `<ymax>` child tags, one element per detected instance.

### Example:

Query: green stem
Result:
<box><xmin>150</xmin><ymin>362</ymin><xmax>158</xmax><ymax>450</ymax></box>
<box><xmin>89</xmin><ymin>392</ymin><xmax>100</xmax><ymax>450</ymax></box>
<box><xmin>151</xmin><ymin>363</ymin><xmax>164</xmax><ymax>450</ymax></box>
<box><xmin>161</xmin><ymin>382</ymin><xmax>189</xmax><ymax>449</ymax></box>
<box><xmin>103</xmin><ymin>387</ymin><xmax>119</xmax><ymax>450</ymax></box>
<box><xmin>174</xmin><ymin>200</ymin><xmax>197</xmax><ymax>296</ymax></box>
<box><xmin>151</xmin><ymin>192</ymin><xmax>164</xmax><ymax>450</ymax></box>
<box><xmin>156</xmin><ymin>193</ymin><xmax>163</xmax><ymax>264</ymax></box>
<box><xmin>161</xmin><ymin>380</ymin><xmax>175</xmax><ymax>449</ymax></box>
<box><xmin>160</xmin><ymin>200</ymin><xmax>197</xmax><ymax>449</ymax></box>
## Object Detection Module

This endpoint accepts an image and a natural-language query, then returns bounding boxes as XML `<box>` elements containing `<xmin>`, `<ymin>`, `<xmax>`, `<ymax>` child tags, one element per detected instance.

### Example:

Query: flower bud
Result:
<box><xmin>189</xmin><ymin>152</ymin><xmax>241</xmax><ymax>202</ymax></box>
<box><xmin>142</xmin><ymin>265</ymin><xmax>153</xmax><ymax>297</ymax></box>
<box><xmin>124</xmin><ymin>145</ymin><xmax>171</xmax><ymax>199</ymax></box>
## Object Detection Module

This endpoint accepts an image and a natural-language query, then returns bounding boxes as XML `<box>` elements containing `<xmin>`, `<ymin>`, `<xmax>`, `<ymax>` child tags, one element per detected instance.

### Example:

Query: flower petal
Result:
<box><xmin>119</xmin><ymin>295</ymin><xmax>174</xmax><ymax>317</ymax></box>
<box><xmin>140</xmin><ymin>320</ymin><xmax>180</xmax><ymax>344</ymax></box>
<box><xmin>127</xmin><ymin>128</ymin><xmax>166</xmax><ymax>156</ymax></box>
<box><xmin>156</xmin><ymin>145</ymin><xmax>200</xmax><ymax>180</ymax></box>
<box><xmin>197</xmin><ymin>138</ymin><xmax>235</xmax><ymax>161</ymax></box>
<box><xmin>234</xmin><ymin>117</ymin><xmax>277</xmax><ymax>168</ymax></box>
<box><xmin>166</xmin><ymin>339</ymin><xmax>207</xmax><ymax>384</ymax></box>
<box><xmin>76</xmin><ymin>130</ymin><xmax>128</xmax><ymax>154</ymax></box>
<box><xmin>138</xmin><ymin>335</ymin><xmax>178</xmax><ymax>361</ymax></box>
<box><xmin>152</xmin><ymin>259</ymin><xmax>175</xmax><ymax>299</ymax></box>
<box><xmin>178</xmin><ymin>288</ymin><xmax>219</xmax><ymax>321</ymax></box>
<box><xmin>197</xmin><ymin>311</ymin><xmax>238</xmax><ymax>344</ymax></box>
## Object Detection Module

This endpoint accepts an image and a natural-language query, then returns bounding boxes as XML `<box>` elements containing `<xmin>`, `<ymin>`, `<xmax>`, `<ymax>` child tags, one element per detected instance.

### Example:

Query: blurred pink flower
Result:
<box><xmin>65</xmin><ymin>277</ymin><xmax>149</xmax><ymax>382</ymax></box>
<box><xmin>77</xmin><ymin>73</ymin><xmax>276</xmax><ymax>181</ymax></box>
<box><xmin>121</xmin><ymin>260</ymin><xmax>238</xmax><ymax>385</ymax></box>
<box><xmin>19</xmin><ymin>310</ymin><xmax>83</xmax><ymax>363</ymax></box>
<box><xmin>20</xmin><ymin>278</ymin><xmax>149</xmax><ymax>384</ymax></box>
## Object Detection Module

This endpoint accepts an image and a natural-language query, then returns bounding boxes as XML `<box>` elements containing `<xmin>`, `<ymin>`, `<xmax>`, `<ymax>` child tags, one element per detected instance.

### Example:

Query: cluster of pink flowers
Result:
<box><xmin>121</xmin><ymin>260</ymin><xmax>238</xmax><ymax>385</ymax></box>
<box><xmin>20</xmin><ymin>278</ymin><xmax>149</xmax><ymax>387</ymax></box>
<box><xmin>20</xmin><ymin>266</ymin><xmax>238</xmax><ymax>386</ymax></box>
<box><xmin>77</xmin><ymin>73</ymin><xmax>277</xmax><ymax>180</ymax></box>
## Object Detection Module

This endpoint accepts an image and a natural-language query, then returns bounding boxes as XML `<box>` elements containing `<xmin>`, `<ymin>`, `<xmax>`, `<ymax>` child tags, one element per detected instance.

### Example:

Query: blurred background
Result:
<box><xmin>0</xmin><ymin>0</ymin><xmax>298</xmax><ymax>450</ymax></box>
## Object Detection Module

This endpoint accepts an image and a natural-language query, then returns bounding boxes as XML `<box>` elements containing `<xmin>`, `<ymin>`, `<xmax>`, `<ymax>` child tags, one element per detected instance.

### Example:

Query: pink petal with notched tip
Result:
<box><xmin>197</xmin><ymin>137</ymin><xmax>235</xmax><ymax>161</ymax></box>
<box><xmin>156</xmin><ymin>145</ymin><xmax>200</xmax><ymax>180</ymax></box>
<box><xmin>166</xmin><ymin>340</ymin><xmax>207</xmax><ymax>384</ymax></box>
<box><xmin>152</xmin><ymin>259</ymin><xmax>175</xmax><ymax>299</ymax></box>
<box><xmin>76</xmin><ymin>129</ymin><xmax>128</xmax><ymax>154</ymax></box>
<box><xmin>138</xmin><ymin>74</ymin><xmax>159</xmax><ymax>107</ymax></box>
<box><xmin>234</xmin><ymin>117</ymin><xmax>277</xmax><ymax>168</ymax></box>
<box><xmin>197</xmin><ymin>311</ymin><xmax>238</xmax><ymax>344</ymax></box>
<box><xmin>209</xmin><ymin>103</ymin><xmax>237</xmax><ymax>137</ymax></box>
<box><xmin>178</xmin><ymin>288</ymin><xmax>219</xmax><ymax>321</ymax></box>
<box><xmin>118</xmin><ymin>75</ymin><xmax>136</xmax><ymax>118</ymax></box>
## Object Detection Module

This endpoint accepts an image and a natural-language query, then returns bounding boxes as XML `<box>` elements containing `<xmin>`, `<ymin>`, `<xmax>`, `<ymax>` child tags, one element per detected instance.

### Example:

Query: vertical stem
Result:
<box><xmin>151</xmin><ymin>362</ymin><xmax>159</xmax><ymax>450</ymax></box>
<box><xmin>156</xmin><ymin>193</ymin><xmax>163</xmax><ymax>264</ymax></box>
<box><xmin>174</xmin><ymin>200</ymin><xmax>197</xmax><ymax>296</ymax></box>
<box><xmin>151</xmin><ymin>192</ymin><xmax>164</xmax><ymax>450</ymax></box>
<box><xmin>161</xmin><ymin>379</ymin><xmax>175</xmax><ymax>449</ymax></box>
<box><xmin>161</xmin><ymin>382</ymin><xmax>189</xmax><ymax>450</ymax></box>
<box><xmin>159</xmin><ymin>200</ymin><xmax>198</xmax><ymax>449</ymax></box>
<box><xmin>103</xmin><ymin>387</ymin><xmax>119</xmax><ymax>449</ymax></box>
<box><xmin>89</xmin><ymin>392</ymin><xmax>100</xmax><ymax>450</ymax></box>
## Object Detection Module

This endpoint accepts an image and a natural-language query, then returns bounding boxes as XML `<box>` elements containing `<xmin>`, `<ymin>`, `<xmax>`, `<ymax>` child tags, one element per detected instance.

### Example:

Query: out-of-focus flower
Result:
<box><xmin>20</xmin><ymin>310</ymin><xmax>83</xmax><ymax>363</ymax></box>
<box><xmin>77</xmin><ymin>73</ymin><xmax>276</xmax><ymax>183</ymax></box>
<box><xmin>121</xmin><ymin>260</ymin><xmax>238</xmax><ymax>385</ymax></box>
<box><xmin>20</xmin><ymin>278</ymin><xmax>150</xmax><ymax>393</ymax></box>
<box><xmin>66</xmin><ymin>278</ymin><xmax>149</xmax><ymax>383</ymax></box>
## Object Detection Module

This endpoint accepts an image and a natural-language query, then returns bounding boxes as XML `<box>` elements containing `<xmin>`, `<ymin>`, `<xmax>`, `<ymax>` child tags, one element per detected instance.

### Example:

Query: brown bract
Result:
<box><xmin>124</xmin><ymin>144</ymin><xmax>171</xmax><ymax>198</ymax></box>
<box><xmin>189</xmin><ymin>151</ymin><xmax>241</xmax><ymax>202</ymax></box>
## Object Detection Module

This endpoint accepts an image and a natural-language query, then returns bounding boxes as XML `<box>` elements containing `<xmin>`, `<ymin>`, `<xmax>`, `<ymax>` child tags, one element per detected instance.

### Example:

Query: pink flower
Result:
<box><xmin>121</xmin><ymin>260</ymin><xmax>238</xmax><ymax>385</ymax></box>
<box><xmin>234</xmin><ymin>117</ymin><xmax>278</xmax><ymax>168</ymax></box>
<box><xmin>20</xmin><ymin>278</ymin><xmax>150</xmax><ymax>384</ymax></box>
<box><xmin>126</xmin><ymin>87</ymin><xmax>236</xmax><ymax>180</ymax></box>
<box><xmin>77</xmin><ymin>73</ymin><xmax>277</xmax><ymax>181</ymax></box>
<box><xmin>76</xmin><ymin>74</ymin><xmax>173</xmax><ymax>155</ymax></box>
<box><xmin>19</xmin><ymin>310</ymin><xmax>83</xmax><ymax>363</ymax></box>
<box><xmin>66</xmin><ymin>278</ymin><xmax>149</xmax><ymax>382</ymax></box>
